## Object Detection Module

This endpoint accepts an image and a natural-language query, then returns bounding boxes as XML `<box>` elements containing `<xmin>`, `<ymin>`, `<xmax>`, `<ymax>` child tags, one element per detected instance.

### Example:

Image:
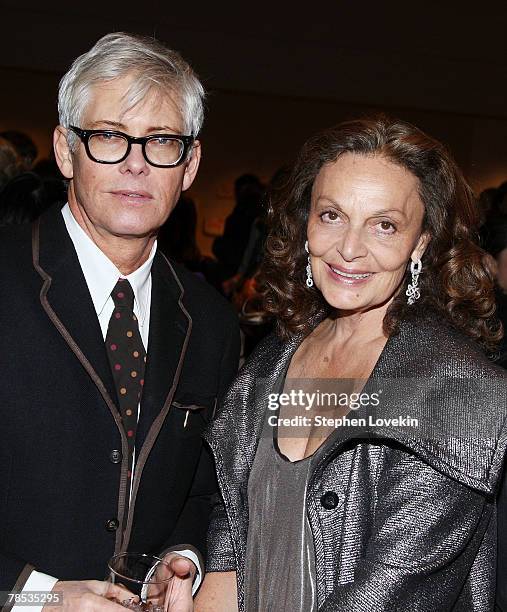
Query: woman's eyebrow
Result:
<box><xmin>316</xmin><ymin>197</ymin><xmax>407</xmax><ymax>219</ymax></box>
<box><xmin>315</xmin><ymin>196</ymin><xmax>342</xmax><ymax>207</ymax></box>
<box><xmin>370</xmin><ymin>208</ymin><xmax>408</xmax><ymax>219</ymax></box>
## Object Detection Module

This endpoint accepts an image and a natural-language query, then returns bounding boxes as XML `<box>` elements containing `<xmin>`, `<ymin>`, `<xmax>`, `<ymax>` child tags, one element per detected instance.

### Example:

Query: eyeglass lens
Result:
<box><xmin>88</xmin><ymin>133</ymin><xmax>184</xmax><ymax>165</ymax></box>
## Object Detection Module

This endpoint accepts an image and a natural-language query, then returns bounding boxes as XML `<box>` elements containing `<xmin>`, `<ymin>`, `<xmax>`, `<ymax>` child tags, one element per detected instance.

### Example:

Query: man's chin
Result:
<box><xmin>108</xmin><ymin>226</ymin><xmax>158</xmax><ymax>240</ymax></box>
<box><xmin>105</xmin><ymin>214</ymin><xmax>161</xmax><ymax>240</ymax></box>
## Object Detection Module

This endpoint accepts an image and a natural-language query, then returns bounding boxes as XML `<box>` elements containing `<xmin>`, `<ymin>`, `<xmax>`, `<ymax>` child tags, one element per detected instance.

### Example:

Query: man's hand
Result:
<box><xmin>43</xmin><ymin>579</ymin><xmax>135</xmax><ymax>610</ymax></box>
<box><xmin>159</xmin><ymin>553</ymin><xmax>196</xmax><ymax>612</ymax></box>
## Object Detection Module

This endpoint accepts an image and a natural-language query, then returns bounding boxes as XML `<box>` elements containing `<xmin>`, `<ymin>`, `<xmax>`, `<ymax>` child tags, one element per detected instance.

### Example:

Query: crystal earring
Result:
<box><xmin>305</xmin><ymin>240</ymin><xmax>313</xmax><ymax>288</ymax></box>
<box><xmin>406</xmin><ymin>259</ymin><xmax>422</xmax><ymax>305</ymax></box>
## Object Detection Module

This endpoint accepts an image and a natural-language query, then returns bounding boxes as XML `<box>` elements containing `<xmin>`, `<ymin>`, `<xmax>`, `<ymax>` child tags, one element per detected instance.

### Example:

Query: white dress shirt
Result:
<box><xmin>62</xmin><ymin>202</ymin><xmax>155</xmax><ymax>350</ymax></box>
<box><xmin>14</xmin><ymin>204</ymin><xmax>201</xmax><ymax>611</ymax></box>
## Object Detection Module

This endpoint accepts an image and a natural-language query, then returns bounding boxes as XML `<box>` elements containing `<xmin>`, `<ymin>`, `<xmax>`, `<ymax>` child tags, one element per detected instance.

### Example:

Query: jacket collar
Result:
<box><xmin>207</xmin><ymin>313</ymin><xmax>507</xmax><ymax>496</ymax></box>
<box><xmin>34</xmin><ymin>205</ymin><xmax>119</xmax><ymax>405</ymax></box>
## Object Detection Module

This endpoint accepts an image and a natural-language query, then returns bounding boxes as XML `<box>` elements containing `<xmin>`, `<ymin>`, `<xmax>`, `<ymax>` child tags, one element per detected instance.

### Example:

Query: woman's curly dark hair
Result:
<box><xmin>260</xmin><ymin>116</ymin><xmax>502</xmax><ymax>350</ymax></box>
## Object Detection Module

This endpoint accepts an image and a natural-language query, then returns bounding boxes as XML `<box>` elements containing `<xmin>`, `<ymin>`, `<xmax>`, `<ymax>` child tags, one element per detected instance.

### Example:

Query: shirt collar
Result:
<box><xmin>61</xmin><ymin>203</ymin><xmax>156</xmax><ymax>327</ymax></box>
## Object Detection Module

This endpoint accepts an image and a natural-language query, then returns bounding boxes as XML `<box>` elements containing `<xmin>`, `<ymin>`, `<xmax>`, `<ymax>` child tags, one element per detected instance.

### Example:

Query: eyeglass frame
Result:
<box><xmin>68</xmin><ymin>126</ymin><xmax>195</xmax><ymax>168</ymax></box>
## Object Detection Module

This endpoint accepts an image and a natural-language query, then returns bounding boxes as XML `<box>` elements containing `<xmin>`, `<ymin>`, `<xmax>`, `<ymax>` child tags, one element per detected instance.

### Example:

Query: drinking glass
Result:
<box><xmin>108</xmin><ymin>552</ymin><xmax>174</xmax><ymax>611</ymax></box>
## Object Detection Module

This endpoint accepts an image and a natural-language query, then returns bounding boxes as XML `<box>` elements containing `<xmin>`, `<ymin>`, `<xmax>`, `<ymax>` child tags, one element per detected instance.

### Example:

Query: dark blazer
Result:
<box><xmin>0</xmin><ymin>205</ymin><xmax>240</xmax><ymax>593</ymax></box>
<box><xmin>204</xmin><ymin>314</ymin><xmax>507</xmax><ymax>612</ymax></box>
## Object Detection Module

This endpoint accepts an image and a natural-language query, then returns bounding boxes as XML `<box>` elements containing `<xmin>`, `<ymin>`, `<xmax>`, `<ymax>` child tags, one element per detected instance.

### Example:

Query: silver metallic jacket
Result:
<box><xmin>203</xmin><ymin>315</ymin><xmax>507</xmax><ymax>611</ymax></box>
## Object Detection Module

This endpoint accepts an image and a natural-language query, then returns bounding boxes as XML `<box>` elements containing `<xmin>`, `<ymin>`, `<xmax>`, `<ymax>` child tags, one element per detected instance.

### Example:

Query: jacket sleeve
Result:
<box><xmin>157</xmin><ymin>443</ymin><xmax>218</xmax><ymax>565</ymax></box>
<box><xmin>0</xmin><ymin>554</ymin><xmax>34</xmax><ymax>604</ymax></box>
<box><xmin>320</xmin><ymin>447</ymin><xmax>494</xmax><ymax>612</ymax></box>
<box><xmin>205</xmin><ymin>491</ymin><xmax>237</xmax><ymax>572</ymax></box>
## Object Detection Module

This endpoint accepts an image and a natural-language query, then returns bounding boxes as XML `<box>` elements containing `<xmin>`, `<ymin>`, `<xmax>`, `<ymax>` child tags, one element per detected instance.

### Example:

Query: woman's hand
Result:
<box><xmin>194</xmin><ymin>571</ymin><xmax>238</xmax><ymax>612</ymax></box>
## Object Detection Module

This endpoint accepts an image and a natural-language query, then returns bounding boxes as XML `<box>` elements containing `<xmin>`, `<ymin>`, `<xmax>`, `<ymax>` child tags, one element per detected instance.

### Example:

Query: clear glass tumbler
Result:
<box><xmin>108</xmin><ymin>552</ymin><xmax>174</xmax><ymax>611</ymax></box>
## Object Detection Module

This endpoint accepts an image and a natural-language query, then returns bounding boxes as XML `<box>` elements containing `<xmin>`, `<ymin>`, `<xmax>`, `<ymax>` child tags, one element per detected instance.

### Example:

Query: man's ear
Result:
<box><xmin>53</xmin><ymin>126</ymin><xmax>74</xmax><ymax>179</ymax></box>
<box><xmin>182</xmin><ymin>140</ymin><xmax>201</xmax><ymax>192</ymax></box>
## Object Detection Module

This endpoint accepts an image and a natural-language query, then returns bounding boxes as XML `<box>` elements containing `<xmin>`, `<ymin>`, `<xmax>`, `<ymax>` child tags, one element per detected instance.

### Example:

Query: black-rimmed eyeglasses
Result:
<box><xmin>69</xmin><ymin>126</ymin><xmax>194</xmax><ymax>168</ymax></box>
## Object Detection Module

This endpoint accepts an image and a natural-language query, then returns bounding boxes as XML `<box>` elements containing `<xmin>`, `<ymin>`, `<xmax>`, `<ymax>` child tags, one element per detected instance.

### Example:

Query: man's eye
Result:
<box><xmin>97</xmin><ymin>133</ymin><xmax>118</xmax><ymax>142</ymax></box>
<box><xmin>153</xmin><ymin>137</ymin><xmax>173</xmax><ymax>146</ymax></box>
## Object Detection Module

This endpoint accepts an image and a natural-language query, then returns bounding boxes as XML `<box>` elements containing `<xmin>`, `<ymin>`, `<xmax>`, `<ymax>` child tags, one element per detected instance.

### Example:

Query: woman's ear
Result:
<box><xmin>412</xmin><ymin>231</ymin><xmax>431</xmax><ymax>262</ymax></box>
<box><xmin>484</xmin><ymin>252</ymin><xmax>498</xmax><ymax>277</ymax></box>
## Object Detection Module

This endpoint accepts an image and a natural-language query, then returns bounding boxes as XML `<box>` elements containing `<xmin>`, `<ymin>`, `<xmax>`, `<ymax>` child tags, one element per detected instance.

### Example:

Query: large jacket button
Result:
<box><xmin>320</xmin><ymin>491</ymin><xmax>340</xmax><ymax>510</ymax></box>
<box><xmin>110</xmin><ymin>449</ymin><xmax>122</xmax><ymax>464</ymax></box>
<box><xmin>105</xmin><ymin>518</ymin><xmax>119</xmax><ymax>532</ymax></box>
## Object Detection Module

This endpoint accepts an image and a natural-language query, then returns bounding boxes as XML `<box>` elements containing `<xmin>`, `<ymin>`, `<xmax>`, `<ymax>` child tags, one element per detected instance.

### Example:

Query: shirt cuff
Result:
<box><xmin>144</xmin><ymin>549</ymin><xmax>202</xmax><ymax>598</ymax></box>
<box><xmin>11</xmin><ymin>571</ymin><xmax>59</xmax><ymax>612</ymax></box>
<box><xmin>176</xmin><ymin>549</ymin><xmax>202</xmax><ymax>595</ymax></box>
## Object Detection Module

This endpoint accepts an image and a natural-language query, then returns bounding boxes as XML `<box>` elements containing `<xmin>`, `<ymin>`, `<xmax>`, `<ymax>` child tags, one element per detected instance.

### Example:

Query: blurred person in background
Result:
<box><xmin>212</xmin><ymin>173</ymin><xmax>265</xmax><ymax>285</ymax></box>
<box><xmin>0</xmin><ymin>134</ymin><xmax>63</xmax><ymax>225</ymax></box>
<box><xmin>0</xmin><ymin>136</ymin><xmax>23</xmax><ymax>191</ymax></box>
<box><xmin>222</xmin><ymin>168</ymin><xmax>291</xmax><ymax>358</ymax></box>
<box><xmin>0</xmin><ymin>171</ymin><xmax>53</xmax><ymax>226</ymax></box>
<box><xmin>0</xmin><ymin>130</ymin><xmax>38</xmax><ymax>171</ymax></box>
<box><xmin>481</xmin><ymin>212</ymin><xmax>507</xmax><ymax>368</ymax></box>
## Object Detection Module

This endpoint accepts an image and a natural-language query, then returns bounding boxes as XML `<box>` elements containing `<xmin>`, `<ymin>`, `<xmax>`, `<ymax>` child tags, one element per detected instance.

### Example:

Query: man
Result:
<box><xmin>0</xmin><ymin>32</ymin><xmax>240</xmax><ymax>611</ymax></box>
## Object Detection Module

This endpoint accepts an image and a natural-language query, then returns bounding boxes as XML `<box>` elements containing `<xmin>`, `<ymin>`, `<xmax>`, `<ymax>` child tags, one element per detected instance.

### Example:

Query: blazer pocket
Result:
<box><xmin>171</xmin><ymin>395</ymin><xmax>216</xmax><ymax>437</ymax></box>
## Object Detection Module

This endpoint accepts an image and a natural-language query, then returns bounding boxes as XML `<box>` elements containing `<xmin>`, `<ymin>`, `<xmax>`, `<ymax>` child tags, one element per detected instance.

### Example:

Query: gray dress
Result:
<box><xmin>244</xmin><ymin>418</ymin><xmax>327</xmax><ymax>612</ymax></box>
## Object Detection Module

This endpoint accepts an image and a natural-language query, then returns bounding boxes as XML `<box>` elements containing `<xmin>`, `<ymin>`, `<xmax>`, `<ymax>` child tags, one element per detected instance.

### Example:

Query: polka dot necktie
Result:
<box><xmin>105</xmin><ymin>279</ymin><xmax>146</xmax><ymax>488</ymax></box>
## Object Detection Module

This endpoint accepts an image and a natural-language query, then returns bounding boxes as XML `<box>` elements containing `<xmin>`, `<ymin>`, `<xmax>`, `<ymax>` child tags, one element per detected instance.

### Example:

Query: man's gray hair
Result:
<box><xmin>58</xmin><ymin>32</ymin><xmax>205</xmax><ymax>148</ymax></box>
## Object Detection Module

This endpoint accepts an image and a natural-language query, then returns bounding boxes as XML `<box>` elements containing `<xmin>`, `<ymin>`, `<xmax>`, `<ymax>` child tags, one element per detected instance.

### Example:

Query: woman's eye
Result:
<box><xmin>377</xmin><ymin>221</ymin><xmax>396</xmax><ymax>233</ymax></box>
<box><xmin>320</xmin><ymin>210</ymin><xmax>340</xmax><ymax>223</ymax></box>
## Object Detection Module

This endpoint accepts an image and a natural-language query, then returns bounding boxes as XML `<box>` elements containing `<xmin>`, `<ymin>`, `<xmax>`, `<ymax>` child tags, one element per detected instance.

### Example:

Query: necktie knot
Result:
<box><xmin>111</xmin><ymin>278</ymin><xmax>134</xmax><ymax>310</ymax></box>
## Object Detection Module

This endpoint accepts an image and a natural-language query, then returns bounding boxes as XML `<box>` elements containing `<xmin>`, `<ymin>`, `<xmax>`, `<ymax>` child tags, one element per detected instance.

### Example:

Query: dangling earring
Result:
<box><xmin>406</xmin><ymin>259</ymin><xmax>422</xmax><ymax>305</ymax></box>
<box><xmin>305</xmin><ymin>240</ymin><xmax>313</xmax><ymax>288</ymax></box>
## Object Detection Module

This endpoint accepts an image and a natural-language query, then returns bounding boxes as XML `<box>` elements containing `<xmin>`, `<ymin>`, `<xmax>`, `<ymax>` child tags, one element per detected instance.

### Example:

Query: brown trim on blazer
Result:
<box><xmin>31</xmin><ymin>219</ymin><xmax>129</xmax><ymax>554</ymax></box>
<box><xmin>1</xmin><ymin>563</ymin><xmax>35</xmax><ymax>612</ymax></box>
<box><xmin>121</xmin><ymin>253</ymin><xmax>192</xmax><ymax>550</ymax></box>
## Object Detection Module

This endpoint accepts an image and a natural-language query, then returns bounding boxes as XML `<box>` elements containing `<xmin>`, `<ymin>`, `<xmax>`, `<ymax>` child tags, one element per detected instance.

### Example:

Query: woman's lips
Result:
<box><xmin>326</xmin><ymin>263</ymin><xmax>373</xmax><ymax>285</ymax></box>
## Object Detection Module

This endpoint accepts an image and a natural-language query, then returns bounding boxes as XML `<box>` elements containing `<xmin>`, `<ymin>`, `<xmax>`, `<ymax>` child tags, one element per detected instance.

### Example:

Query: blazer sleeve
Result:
<box><xmin>0</xmin><ymin>552</ymin><xmax>34</xmax><ymax>599</ymax></box>
<box><xmin>319</xmin><ymin>447</ymin><xmax>494</xmax><ymax>612</ymax></box>
<box><xmin>157</xmin><ymin>443</ymin><xmax>217</xmax><ymax>565</ymax></box>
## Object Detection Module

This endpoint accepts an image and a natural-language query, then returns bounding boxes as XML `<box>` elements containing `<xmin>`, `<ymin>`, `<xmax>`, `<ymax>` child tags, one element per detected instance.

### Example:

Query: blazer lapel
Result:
<box><xmin>33</xmin><ymin>207</ymin><xmax>119</xmax><ymax>412</ymax></box>
<box><xmin>135</xmin><ymin>253</ymin><xmax>191</xmax><ymax>450</ymax></box>
<box><xmin>121</xmin><ymin>253</ymin><xmax>191</xmax><ymax>549</ymax></box>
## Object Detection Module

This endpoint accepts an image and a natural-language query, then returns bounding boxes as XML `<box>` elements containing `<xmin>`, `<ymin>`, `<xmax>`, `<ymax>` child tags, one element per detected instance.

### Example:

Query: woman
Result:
<box><xmin>195</xmin><ymin>117</ymin><xmax>507</xmax><ymax>611</ymax></box>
